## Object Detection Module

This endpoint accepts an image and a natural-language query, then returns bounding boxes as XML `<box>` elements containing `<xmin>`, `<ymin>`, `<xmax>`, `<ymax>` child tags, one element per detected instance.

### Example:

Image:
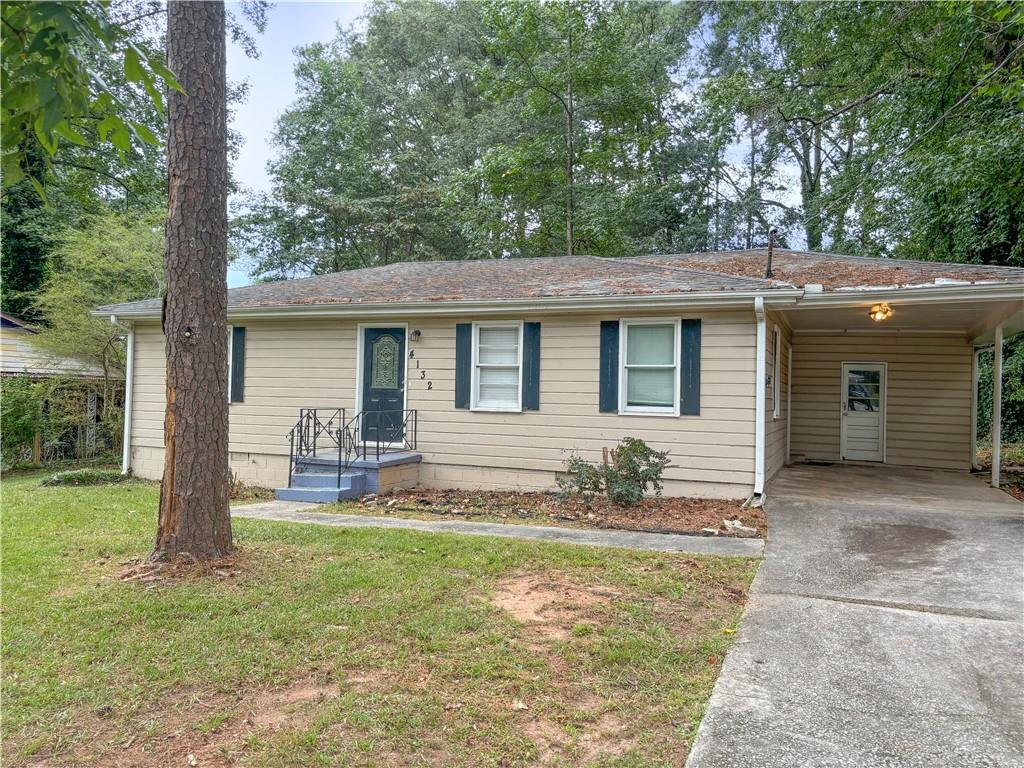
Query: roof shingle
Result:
<box><xmin>97</xmin><ymin>249</ymin><xmax>1024</xmax><ymax>316</ymax></box>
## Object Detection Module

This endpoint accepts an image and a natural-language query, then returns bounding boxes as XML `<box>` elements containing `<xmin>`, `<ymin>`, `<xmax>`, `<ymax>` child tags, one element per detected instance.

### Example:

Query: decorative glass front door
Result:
<box><xmin>841</xmin><ymin>363</ymin><xmax>885</xmax><ymax>462</ymax></box>
<box><xmin>361</xmin><ymin>328</ymin><xmax>406</xmax><ymax>443</ymax></box>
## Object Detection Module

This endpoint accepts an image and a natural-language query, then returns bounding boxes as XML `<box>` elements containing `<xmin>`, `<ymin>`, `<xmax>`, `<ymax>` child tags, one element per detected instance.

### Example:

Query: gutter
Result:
<box><xmin>794</xmin><ymin>282</ymin><xmax>1024</xmax><ymax>307</ymax></box>
<box><xmin>753</xmin><ymin>297</ymin><xmax>767</xmax><ymax>497</ymax></box>
<box><xmin>92</xmin><ymin>288</ymin><xmax>805</xmax><ymax>322</ymax></box>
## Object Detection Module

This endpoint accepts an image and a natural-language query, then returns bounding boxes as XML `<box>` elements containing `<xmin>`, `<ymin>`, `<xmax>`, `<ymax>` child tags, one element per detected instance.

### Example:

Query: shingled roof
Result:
<box><xmin>97</xmin><ymin>250</ymin><xmax>1024</xmax><ymax>316</ymax></box>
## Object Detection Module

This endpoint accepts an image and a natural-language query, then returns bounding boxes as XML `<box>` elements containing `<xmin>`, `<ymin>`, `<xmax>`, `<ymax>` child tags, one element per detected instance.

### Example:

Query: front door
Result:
<box><xmin>841</xmin><ymin>362</ymin><xmax>886</xmax><ymax>462</ymax></box>
<box><xmin>361</xmin><ymin>327</ymin><xmax>406</xmax><ymax>444</ymax></box>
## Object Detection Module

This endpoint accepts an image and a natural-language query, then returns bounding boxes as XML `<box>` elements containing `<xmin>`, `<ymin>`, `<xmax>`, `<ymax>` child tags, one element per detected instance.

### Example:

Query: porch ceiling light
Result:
<box><xmin>868</xmin><ymin>302</ymin><xmax>894</xmax><ymax>322</ymax></box>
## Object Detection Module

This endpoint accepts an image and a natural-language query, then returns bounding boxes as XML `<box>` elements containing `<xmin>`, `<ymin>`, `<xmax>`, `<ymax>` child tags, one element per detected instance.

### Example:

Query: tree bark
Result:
<box><xmin>153</xmin><ymin>0</ymin><xmax>231</xmax><ymax>561</ymax></box>
<box><xmin>564</xmin><ymin>8</ymin><xmax>574</xmax><ymax>258</ymax></box>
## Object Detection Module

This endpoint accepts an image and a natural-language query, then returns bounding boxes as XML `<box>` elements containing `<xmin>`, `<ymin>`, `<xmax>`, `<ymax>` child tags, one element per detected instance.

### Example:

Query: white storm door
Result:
<box><xmin>841</xmin><ymin>363</ymin><xmax>886</xmax><ymax>462</ymax></box>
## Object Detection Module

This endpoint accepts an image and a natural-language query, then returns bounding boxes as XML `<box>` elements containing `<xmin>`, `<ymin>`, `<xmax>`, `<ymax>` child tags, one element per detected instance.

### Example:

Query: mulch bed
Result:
<box><xmin>359</xmin><ymin>489</ymin><xmax>766</xmax><ymax>538</ymax></box>
<box><xmin>1003</xmin><ymin>471</ymin><xmax>1024</xmax><ymax>503</ymax></box>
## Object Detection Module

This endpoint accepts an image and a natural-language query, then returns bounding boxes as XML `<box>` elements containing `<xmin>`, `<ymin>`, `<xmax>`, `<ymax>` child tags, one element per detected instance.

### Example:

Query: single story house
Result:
<box><xmin>96</xmin><ymin>249</ymin><xmax>1024</xmax><ymax>502</ymax></box>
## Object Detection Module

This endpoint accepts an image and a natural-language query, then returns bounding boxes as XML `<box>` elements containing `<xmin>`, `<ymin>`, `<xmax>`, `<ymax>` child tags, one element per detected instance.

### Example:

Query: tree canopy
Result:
<box><xmin>236</xmin><ymin>0</ymin><xmax>1023</xmax><ymax>277</ymax></box>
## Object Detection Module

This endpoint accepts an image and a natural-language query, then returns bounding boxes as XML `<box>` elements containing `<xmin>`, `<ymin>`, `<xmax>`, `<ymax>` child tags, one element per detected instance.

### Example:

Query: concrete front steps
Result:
<box><xmin>274</xmin><ymin>451</ymin><xmax>422</xmax><ymax>503</ymax></box>
<box><xmin>275</xmin><ymin>467</ymin><xmax>367</xmax><ymax>503</ymax></box>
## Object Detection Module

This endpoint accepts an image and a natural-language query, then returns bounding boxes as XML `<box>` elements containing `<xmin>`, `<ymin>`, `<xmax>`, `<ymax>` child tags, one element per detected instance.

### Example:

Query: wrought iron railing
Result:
<box><xmin>340</xmin><ymin>409</ymin><xmax>418</xmax><ymax>463</ymax></box>
<box><xmin>287</xmin><ymin>407</ymin><xmax>418</xmax><ymax>488</ymax></box>
<box><xmin>287</xmin><ymin>408</ymin><xmax>346</xmax><ymax>487</ymax></box>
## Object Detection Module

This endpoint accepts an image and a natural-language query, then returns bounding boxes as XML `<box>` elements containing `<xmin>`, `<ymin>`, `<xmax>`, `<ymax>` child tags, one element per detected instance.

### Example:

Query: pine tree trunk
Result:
<box><xmin>153</xmin><ymin>0</ymin><xmax>231</xmax><ymax>561</ymax></box>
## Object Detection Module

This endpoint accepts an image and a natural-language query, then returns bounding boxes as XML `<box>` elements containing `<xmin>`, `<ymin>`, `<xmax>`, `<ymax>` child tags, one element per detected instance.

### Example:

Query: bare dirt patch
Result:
<box><xmin>490</xmin><ymin>574</ymin><xmax>619</xmax><ymax>640</ymax></box>
<box><xmin>243</xmin><ymin>679</ymin><xmax>339</xmax><ymax>729</ymax></box>
<box><xmin>359</xmin><ymin>489</ymin><xmax>766</xmax><ymax>537</ymax></box>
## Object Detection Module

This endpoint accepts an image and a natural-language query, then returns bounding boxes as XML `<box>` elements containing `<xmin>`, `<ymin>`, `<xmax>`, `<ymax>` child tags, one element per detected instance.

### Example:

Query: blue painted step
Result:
<box><xmin>274</xmin><ymin>469</ymin><xmax>366</xmax><ymax>503</ymax></box>
<box><xmin>291</xmin><ymin>470</ymin><xmax>364</xmax><ymax>488</ymax></box>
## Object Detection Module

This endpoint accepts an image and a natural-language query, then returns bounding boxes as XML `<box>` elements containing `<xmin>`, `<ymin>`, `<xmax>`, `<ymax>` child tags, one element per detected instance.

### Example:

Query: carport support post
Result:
<box><xmin>754</xmin><ymin>297</ymin><xmax>766</xmax><ymax>495</ymax></box>
<box><xmin>971</xmin><ymin>347</ymin><xmax>981</xmax><ymax>470</ymax></box>
<box><xmin>991</xmin><ymin>325</ymin><xmax>1003</xmax><ymax>488</ymax></box>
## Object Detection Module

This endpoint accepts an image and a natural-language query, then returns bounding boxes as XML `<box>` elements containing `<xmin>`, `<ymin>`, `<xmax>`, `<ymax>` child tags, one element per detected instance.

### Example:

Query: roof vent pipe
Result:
<box><xmin>765</xmin><ymin>228</ymin><xmax>777</xmax><ymax>279</ymax></box>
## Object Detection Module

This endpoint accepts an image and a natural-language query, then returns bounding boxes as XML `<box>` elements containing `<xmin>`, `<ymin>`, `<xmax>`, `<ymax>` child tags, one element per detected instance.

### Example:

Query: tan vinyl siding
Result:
<box><xmin>789</xmin><ymin>332</ymin><xmax>972</xmax><ymax>470</ymax></box>
<box><xmin>129</xmin><ymin>310</ymin><xmax>758</xmax><ymax>498</ymax></box>
<box><xmin>765</xmin><ymin>312</ymin><xmax>791</xmax><ymax>480</ymax></box>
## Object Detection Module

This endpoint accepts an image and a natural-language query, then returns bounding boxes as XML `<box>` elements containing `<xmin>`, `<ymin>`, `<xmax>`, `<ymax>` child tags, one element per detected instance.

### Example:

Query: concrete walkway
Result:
<box><xmin>232</xmin><ymin>500</ymin><xmax>763</xmax><ymax>556</ymax></box>
<box><xmin>687</xmin><ymin>465</ymin><xmax>1024</xmax><ymax>768</ymax></box>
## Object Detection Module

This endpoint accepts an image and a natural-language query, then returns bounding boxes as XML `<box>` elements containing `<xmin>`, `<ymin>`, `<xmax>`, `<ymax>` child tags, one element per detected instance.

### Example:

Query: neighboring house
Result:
<box><xmin>0</xmin><ymin>312</ymin><xmax>105</xmax><ymax>379</ymax></box>
<box><xmin>95</xmin><ymin>250</ymin><xmax>1024</xmax><ymax>502</ymax></box>
<box><xmin>1</xmin><ymin>312</ymin><xmax>113</xmax><ymax>462</ymax></box>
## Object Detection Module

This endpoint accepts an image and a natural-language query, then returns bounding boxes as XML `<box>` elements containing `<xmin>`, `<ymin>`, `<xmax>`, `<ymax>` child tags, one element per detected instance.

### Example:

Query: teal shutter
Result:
<box><xmin>522</xmin><ymin>322</ymin><xmax>541</xmax><ymax>410</ymax></box>
<box><xmin>230</xmin><ymin>326</ymin><xmax>246</xmax><ymax>403</ymax></box>
<box><xmin>455</xmin><ymin>323</ymin><xmax>471</xmax><ymax>408</ymax></box>
<box><xmin>599</xmin><ymin>321</ymin><xmax>619</xmax><ymax>412</ymax></box>
<box><xmin>680</xmin><ymin>319</ymin><xmax>701</xmax><ymax>415</ymax></box>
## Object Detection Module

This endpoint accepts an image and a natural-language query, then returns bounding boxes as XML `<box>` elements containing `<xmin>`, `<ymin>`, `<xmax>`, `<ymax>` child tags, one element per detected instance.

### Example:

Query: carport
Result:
<box><xmin>773</xmin><ymin>281</ymin><xmax>1024</xmax><ymax>487</ymax></box>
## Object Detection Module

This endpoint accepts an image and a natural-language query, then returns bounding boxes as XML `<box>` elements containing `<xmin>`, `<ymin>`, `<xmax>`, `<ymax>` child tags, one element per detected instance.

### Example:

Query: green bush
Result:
<box><xmin>42</xmin><ymin>468</ymin><xmax>128</xmax><ymax>486</ymax></box>
<box><xmin>557</xmin><ymin>437</ymin><xmax>671</xmax><ymax>508</ymax></box>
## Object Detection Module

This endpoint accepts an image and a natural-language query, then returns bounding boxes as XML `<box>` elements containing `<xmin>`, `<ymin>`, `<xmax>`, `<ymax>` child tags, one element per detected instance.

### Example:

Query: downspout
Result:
<box><xmin>754</xmin><ymin>297</ymin><xmax>766</xmax><ymax>496</ymax></box>
<box><xmin>970</xmin><ymin>347</ymin><xmax>981</xmax><ymax>471</ymax></box>
<box><xmin>120</xmin><ymin>320</ymin><xmax>135</xmax><ymax>475</ymax></box>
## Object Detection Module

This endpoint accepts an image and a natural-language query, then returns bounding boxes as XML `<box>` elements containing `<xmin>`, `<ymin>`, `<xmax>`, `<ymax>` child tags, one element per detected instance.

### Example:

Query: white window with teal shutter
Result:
<box><xmin>471</xmin><ymin>321</ymin><xmax>523</xmax><ymax>412</ymax></box>
<box><xmin>618</xmin><ymin>319</ymin><xmax>680</xmax><ymax>415</ymax></box>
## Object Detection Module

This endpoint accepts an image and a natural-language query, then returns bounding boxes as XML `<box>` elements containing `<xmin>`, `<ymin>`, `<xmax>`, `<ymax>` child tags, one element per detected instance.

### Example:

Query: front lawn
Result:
<box><xmin>1</xmin><ymin>473</ymin><xmax>757</xmax><ymax>768</ymax></box>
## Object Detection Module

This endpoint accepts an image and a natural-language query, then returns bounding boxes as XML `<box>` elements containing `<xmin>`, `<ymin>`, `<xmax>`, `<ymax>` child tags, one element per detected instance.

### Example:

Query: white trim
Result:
<box><xmin>354</xmin><ymin>323</ymin><xmax>410</xmax><ymax>422</ymax></box>
<box><xmin>120</xmin><ymin>324</ymin><xmax>134</xmax><ymax>475</ymax></box>
<box><xmin>754</xmin><ymin>297</ymin><xmax>766</xmax><ymax>494</ymax></box>
<box><xmin>785</xmin><ymin>337</ymin><xmax>792</xmax><ymax>464</ymax></box>
<box><xmin>771</xmin><ymin>325</ymin><xmax>782</xmax><ymax>419</ymax></box>
<box><xmin>95</xmin><ymin>289</ymin><xmax>805</xmax><ymax>322</ymax></box>
<box><xmin>617</xmin><ymin>317</ymin><xmax>681</xmax><ymax>416</ymax></box>
<box><xmin>795</xmin><ymin>283</ymin><xmax>1024</xmax><ymax>308</ymax></box>
<box><xmin>791</xmin><ymin>328</ymin><xmax>969</xmax><ymax>336</ymax></box>
<box><xmin>839</xmin><ymin>361</ymin><xmax>887</xmax><ymax>463</ymax></box>
<box><xmin>971</xmin><ymin>347</ymin><xmax>981</xmax><ymax>470</ymax></box>
<box><xmin>470</xmin><ymin>320</ymin><xmax>524</xmax><ymax>413</ymax></box>
<box><xmin>992</xmin><ymin>326</ymin><xmax>1003</xmax><ymax>488</ymax></box>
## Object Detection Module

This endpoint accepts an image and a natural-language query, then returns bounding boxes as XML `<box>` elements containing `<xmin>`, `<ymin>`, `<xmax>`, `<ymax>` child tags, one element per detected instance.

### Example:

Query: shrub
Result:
<box><xmin>557</xmin><ymin>437</ymin><xmax>670</xmax><ymax>508</ymax></box>
<box><xmin>42</xmin><ymin>468</ymin><xmax>128</xmax><ymax>486</ymax></box>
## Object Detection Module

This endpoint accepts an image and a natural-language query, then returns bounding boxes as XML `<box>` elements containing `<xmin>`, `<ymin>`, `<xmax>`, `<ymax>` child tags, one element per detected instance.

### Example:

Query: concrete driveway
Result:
<box><xmin>687</xmin><ymin>464</ymin><xmax>1024</xmax><ymax>768</ymax></box>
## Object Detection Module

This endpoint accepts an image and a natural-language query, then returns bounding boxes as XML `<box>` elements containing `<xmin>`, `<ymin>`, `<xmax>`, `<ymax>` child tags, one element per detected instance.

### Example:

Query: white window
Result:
<box><xmin>772</xmin><ymin>326</ymin><xmax>782</xmax><ymax>419</ymax></box>
<box><xmin>472</xmin><ymin>322</ymin><xmax>523</xmax><ymax>411</ymax></box>
<box><xmin>620</xmin><ymin>319</ymin><xmax>679</xmax><ymax>415</ymax></box>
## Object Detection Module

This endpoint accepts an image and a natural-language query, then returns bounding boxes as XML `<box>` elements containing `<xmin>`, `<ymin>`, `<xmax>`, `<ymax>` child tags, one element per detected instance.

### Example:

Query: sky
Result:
<box><xmin>225</xmin><ymin>1</ymin><xmax>366</xmax><ymax>286</ymax></box>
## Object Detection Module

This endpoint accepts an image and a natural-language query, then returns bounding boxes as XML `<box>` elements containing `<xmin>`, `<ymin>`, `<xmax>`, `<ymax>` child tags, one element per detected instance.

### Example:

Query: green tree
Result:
<box><xmin>704</xmin><ymin>1</ymin><xmax>1024</xmax><ymax>263</ymax></box>
<box><xmin>0</xmin><ymin>0</ymin><xmax>181</xmax><ymax>194</ymax></box>
<box><xmin>236</xmin><ymin>0</ymin><xmax>490</xmax><ymax>277</ymax></box>
<box><xmin>32</xmin><ymin>209</ymin><xmax>163</xmax><ymax>398</ymax></box>
<box><xmin>236</xmin><ymin>0</ymin><xmax>699</xmax><ymax>276</ymax></box>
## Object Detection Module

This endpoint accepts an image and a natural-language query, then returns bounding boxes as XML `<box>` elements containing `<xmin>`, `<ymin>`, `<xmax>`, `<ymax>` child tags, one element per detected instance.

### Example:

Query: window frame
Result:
<box><xmin>772</xmin><ymin>325</ymin><xmax>782</xmax><ymax>419</ymax></box>
<box><xmin>618</xmin><ymin>318</ymin><xmax>680</xmax><ymax>417</ymax></box>
<box><xmin>471</xmin><ymin>320</ymin><xmax>524</xmax><ymax>413</ymax></box>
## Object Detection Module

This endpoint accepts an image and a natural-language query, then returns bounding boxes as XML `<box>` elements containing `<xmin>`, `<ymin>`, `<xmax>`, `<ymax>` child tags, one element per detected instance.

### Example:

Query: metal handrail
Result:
<box><xmin>286</xmin><ymin>407</ymin><xmax>345</xmax><ymax>486</ymax></box>
<box><xmin>339</xmin><ymin>409</ymin><xmax>418</xmax><ymax>466</ymax></box>
<box><xmin>286</xmin><ymin>407</ymin><xmax>418</xmax><ymax>487</ymax></box>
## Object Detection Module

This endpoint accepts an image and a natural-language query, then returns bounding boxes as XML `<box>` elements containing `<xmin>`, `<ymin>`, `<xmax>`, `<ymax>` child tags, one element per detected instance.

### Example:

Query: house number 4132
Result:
<box><xmin>410</xmin><ymin>349</ymin><xmax>432</xmax><ymax>390</ymax></box>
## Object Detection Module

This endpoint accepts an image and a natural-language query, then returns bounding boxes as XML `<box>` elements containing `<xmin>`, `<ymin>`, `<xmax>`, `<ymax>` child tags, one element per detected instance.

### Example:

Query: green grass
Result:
<box><xmin>1</xmin><ymin>473</ymin><xmax>757</xmax><ymax>767</ymax></box>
